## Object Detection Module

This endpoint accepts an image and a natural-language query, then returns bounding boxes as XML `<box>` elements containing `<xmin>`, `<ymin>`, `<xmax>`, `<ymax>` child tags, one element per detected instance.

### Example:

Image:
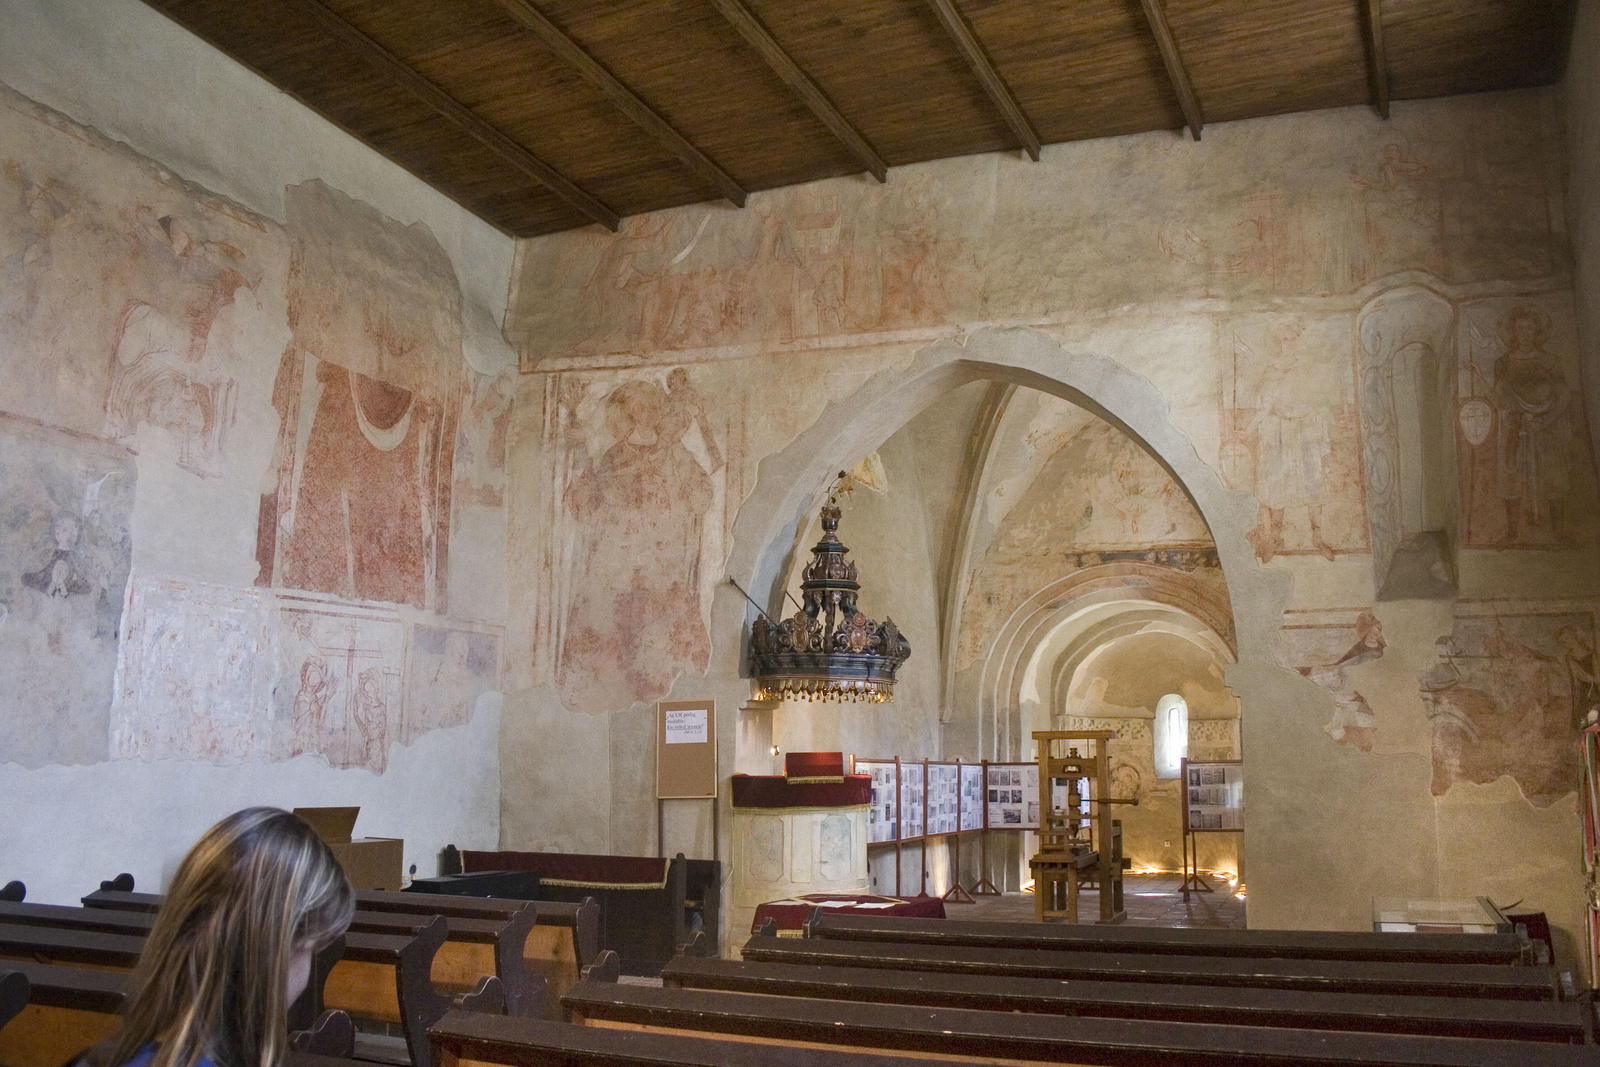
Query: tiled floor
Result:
<box><xmin>943</xmin><ymin>871</ymin><xmax>1247</xmax><ymax>929</ymax></box>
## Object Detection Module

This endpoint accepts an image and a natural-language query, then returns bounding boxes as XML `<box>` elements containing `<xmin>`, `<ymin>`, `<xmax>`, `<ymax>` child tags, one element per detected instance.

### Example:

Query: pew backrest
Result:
<box><xmin>661</xmin><ymin>954</ymin><xmax>1594</xmax><ymax>1044</ymax></box>
<box><xmin>804</xmin><ymin>911</ymin><xmax>1543</xmax><ymax>965</ymax></box>
<box><xmin>562</xmin><ymin>979</ymin><xmax>1600</xmax><ymax>1067</ymax></box>
<box><xmin>739</xmin><ymin>933</ymin><xmax>1565</xmax><ymax>1000</ymax></box>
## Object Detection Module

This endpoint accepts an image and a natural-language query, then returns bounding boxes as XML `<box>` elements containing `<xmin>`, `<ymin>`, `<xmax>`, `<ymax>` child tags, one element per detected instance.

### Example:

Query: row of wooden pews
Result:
<box><xmin>0</xmin><ymin>878</ymin><xmax>599</xmax><ymax>1067</ymax></box>
<box><xmin>543</xmin><ymin>910</ymin><xmax>1600</xmax><ymax>1066</ymax></box>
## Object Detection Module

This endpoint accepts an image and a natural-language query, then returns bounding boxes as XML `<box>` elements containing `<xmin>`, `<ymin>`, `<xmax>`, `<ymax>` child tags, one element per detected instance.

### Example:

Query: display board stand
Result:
<box><xmin>656</xmin><ymin>700</ymin><xmax>717</xmax><ymax>862</ymax></box>
<box><xmin>942</xmin><ymin>759</ymin><xmax>976</xmax><ymax>904</ymax></box>
<box><xmin>1180</xmin><ymin>756</ymin><xmax>1243</xmax><ymax>900</ymax></box>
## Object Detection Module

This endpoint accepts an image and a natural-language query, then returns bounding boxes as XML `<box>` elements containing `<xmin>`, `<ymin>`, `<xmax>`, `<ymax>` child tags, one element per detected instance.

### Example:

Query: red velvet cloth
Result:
<box><xmin>785</xmin><ymin>751</ymin><xmax>846</xmax><ymax>780</ymax></box>
<box><xmin>752</xmin><ymin>893</ymin><xmax>946</xmax><ymax>933</ymax></box>
<box><xmin>731</xmin><ymin>774</ymin><xmax>871</xmax><ymax>809</ymax></box>
<box><xmin>460</xmin><ymin>850</ymin><xmax>668</xmax><ymax>889</ymax></box>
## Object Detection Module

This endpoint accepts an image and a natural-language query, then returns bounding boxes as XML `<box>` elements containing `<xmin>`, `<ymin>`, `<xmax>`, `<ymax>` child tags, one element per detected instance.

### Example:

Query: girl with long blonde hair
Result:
<box><xmin>88</xmin><ymin>808</ymin><xmax>354</xmax><ymax>1067</ymax></box>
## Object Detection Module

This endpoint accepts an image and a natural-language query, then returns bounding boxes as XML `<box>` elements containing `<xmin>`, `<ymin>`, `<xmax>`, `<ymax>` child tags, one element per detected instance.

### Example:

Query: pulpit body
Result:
<box><xmin>729</xmin><ymin>760</ymin><xmax>871</xmax><ymax>938</ymax></box>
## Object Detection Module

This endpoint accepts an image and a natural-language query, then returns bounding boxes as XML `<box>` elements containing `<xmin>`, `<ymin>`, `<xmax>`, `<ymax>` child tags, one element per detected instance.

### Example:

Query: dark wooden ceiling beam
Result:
<box><xmin>491</xmin><ymin>0</ymin><xmax>747</xmax><ymax>207</ymax></box>
<box><xmin>283</xmin><ymin>0</ymin><xmax>620</xmax><ymax>230</ymax></box>
<box><xmin>708</xmin><ymin>0</ymin><xmax>888</xmax><ymax>182</ymax></box>
<box><xmin>924</xmin><ymin>0</ymin><xmax>1040</xmax><ymax>161</ymax></box>
<box><xmin>1137</xmin><ymin>0</ymin><xmax>1203</xmax><ymax>141</ymax></box>
<box><xmin>1362</xmin><ymin>0</ymin><xmax>1391</xmax><ymax>119</ymax></box>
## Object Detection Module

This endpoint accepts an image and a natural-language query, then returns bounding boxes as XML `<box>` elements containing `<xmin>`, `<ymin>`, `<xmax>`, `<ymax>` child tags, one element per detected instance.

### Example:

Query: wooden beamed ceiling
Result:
<box><xmin>139</xmin><ymin>0</ymin><xmax>1578</xmax><ymax>237</ymax></box>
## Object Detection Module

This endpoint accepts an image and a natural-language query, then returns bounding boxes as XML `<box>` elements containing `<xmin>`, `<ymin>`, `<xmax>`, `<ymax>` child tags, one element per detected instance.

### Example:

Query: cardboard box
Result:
<box><xmin>294</xmin><ymin>806</ymin><xmax>404</xmax><ymax>891</ymax></box>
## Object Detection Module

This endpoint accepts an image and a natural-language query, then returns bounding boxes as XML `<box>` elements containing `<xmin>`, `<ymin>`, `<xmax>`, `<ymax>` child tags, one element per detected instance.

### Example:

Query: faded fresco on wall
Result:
<box><xmin>110</xmin><ymin>582</ymin><xmax>500</xmax><ymax>772</ymax></box>
<box><xmin>454</xmin><ymin>367</ymin><xmax>516</xmax><ymax>513</ymax></box>
<box><xmin>510</xmin><ymin>93</ymin><xmax>1561</xmax><ymax>369</ymax></box>
<box><xmin>0</xmin><ymin>417</ymin><xmax>135</xmax><ymax>766</ymax></box>
<box><xmin>540</xmin><ymin>368</ymin><xmax>727</xmax><ymax>713</ymax></box>
<box><xmin>111</xmin><ymin>579</ymin><xmax>271</xmax><ymax>763</ymax></box>
<box><xmin>1455</xmin><ymin>298</ymin><xmax>1600</xmax><ymax>548</ymax></box>
<box><xmin>404</xmin><ymin>624</ymin><xmax>498</xmax><ymax>743</ymax></box>
<box><xmin>1219</xmin><ymin>314</ymin><xmax>1367</xmax><ymax>563</ymax></box>
<box><xmin>256</xmin><ymin>182</ymin><xmax>462</xmax><ymax>612</ymax></box>
<box><xmin>956</xmin><ymin>416</ymin><xmax>1219</xmax><ymax>671</ymax></box>
<box><xmin>275</xmin><ymin>598</ymin><xmax>405</xmax><ymax>773</ymax></box>
<box><xmin>0</xmin><ymin>83</ymin><xmax>282</xmax><ymax>462</ymax></box>
<box><xmin>1420</xmin><ymin>603</ymin><xmax>1597</xmax><ymax>804</ymax></box>
<box><xmin>1278</xmin><ymin>610</ymin><xmax>1387</xmax><ymax>751</ymax></box>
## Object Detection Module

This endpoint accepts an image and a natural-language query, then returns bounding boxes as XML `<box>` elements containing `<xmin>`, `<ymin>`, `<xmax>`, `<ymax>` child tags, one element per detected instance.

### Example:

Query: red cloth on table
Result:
<box><xmin>460</xmin><ymin>850</ymin><xmax>668</xmax><ymax>889</ymax></box>
<box><xmin>752</xmin><ymin>893</ymin><xmax>946</xmax><ymax>933</ymax></box>
<box><xmin>730</xmin><ymin>773</ymin><xmax>871</xmax><ymax>809</ymax></box>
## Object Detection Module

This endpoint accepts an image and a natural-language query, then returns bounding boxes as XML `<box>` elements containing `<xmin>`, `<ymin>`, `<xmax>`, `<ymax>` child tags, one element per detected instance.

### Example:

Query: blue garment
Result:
<box><xmin>118</xmin><ymin>1047</ymin><xmax>216</xmax><ymax>1067</ymax></box>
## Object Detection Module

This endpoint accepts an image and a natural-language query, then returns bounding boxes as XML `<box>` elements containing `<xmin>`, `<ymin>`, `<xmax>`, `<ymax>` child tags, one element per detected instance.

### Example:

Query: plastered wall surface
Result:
<box><xmin>505</xmin><ymin>87</ymin><xmax>1600</xmax><ymax>964</ymax></box>
<box><xmin>1572</xmin><ymin>0</ymin><xmax>1600</xmax><ymax>478</ymax></box>
<box><xmin>1</xmin><ymin>0</ymin><xmax>515</xmax><ymax>899</ymax></box>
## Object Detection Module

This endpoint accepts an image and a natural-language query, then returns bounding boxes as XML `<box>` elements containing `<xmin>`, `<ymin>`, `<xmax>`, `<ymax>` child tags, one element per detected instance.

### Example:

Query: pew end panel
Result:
<box><xmin>290</xmin><ymin>1009</ymin><xmax>357</xmax><ymax>1059</ymax></box>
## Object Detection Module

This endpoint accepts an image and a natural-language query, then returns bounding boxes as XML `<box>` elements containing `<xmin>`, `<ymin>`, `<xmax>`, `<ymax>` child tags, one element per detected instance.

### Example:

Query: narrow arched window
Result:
<box><xmin>1154</xmin><ymin>693</ymin><xmax>1188</xmax><ymax>778</ymax></box>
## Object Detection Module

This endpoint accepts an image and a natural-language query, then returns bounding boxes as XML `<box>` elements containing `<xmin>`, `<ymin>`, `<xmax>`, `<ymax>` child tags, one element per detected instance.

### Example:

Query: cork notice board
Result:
<box><xmin>657</xmin><ymin>700</ymin><xmax>717</xmax><ymax>799</ymax></box>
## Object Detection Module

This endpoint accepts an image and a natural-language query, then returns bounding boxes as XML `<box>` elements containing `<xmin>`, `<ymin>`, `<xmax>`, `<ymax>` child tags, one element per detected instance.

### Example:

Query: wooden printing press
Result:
<box><xmin>1028</xmin><ymin>730</ymin><xmax>1132</xmax><ymax>924</ymax></box>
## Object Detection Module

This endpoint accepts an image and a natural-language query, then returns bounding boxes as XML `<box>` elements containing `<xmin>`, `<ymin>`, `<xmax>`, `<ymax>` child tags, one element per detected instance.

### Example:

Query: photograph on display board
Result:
<box><xmin>860</xmin><ymin>761</ymin><xmax>898</xmax><ymax>843</ymax></box>
<box><xmin>986</xmin><ymin>762</ymin><xmax>1040</xmax><ymax>829</ymax></box>
<box><xmin>1185</xmin><ymin>760</ymin><xmax>1244</xmax><ymax>831</ymax></box>
<box><xmin>927</xmin><ymin>763</ymin><xmax>959</xmax><ymax>836</ymax></box>
<box><xmin>960</xmin><ymin>763</ymin><xmax>984</xmax><ymax>831</ymax></box>
<box><xmin>901</xmin><ymin>762</ymin><xmax>925</xmax><ymax>839</ymax></box>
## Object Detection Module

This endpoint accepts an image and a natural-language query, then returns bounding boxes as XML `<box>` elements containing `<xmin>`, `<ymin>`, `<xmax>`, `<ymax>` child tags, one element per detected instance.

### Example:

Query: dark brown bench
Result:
<box><xmin>456</xmin><ymin>851</ymin><xmax>717</xmax><ymax>976</ymax></box>
<box><xmin>802</xmin><ymin>910</ymin><xmax>1547</xmax><ymax>966</ymax></box>
<box><xmin>561</xmin><ymin>976</ymin><xmax>1600</xmax><ymax>1067</ymax></box>
<box><xmin>17</xmin><ymin>900</ymin><xmax>543</xmax><ymax>1022</ymax></box>
<box><xmin>0</xmin><ymin>915</ymin><xmax>481</xmax><ymax>1067</ymax></box>
<box><xmin>347</xmin><ymin>891</ymin><xmax>598</xmax><ymax>1015</ymax></box>
<box><xmin>81</xmin><ymin>888</ymin><xmax>593</xmax><ymax>1012</ymax></box>
<box><xmin>427</xmin><ymin>1007</ymin><xmax>997</xmax><ymax>1067</ymax></box>
<box><xmin>0</xmin><ymin>960</ymin><xmax>354</xmax><ymax>1067</ymax></box>
<box><xmin>661</xmin><ymin>953</ymin><xmax>1594</xmax><ymax>1043</ymax></box>
<box><xmin>738</xmin><ymin>932</ymin><xmax>1564</xmax><ymax>1000</ymax></box>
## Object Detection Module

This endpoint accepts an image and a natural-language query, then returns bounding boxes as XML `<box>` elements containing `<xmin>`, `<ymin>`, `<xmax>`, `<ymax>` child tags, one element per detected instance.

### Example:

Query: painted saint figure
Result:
<box><xmin>557</xmin><ymin>374</ymin><xmax>720</xmax><ymax>712</ymax></box>
<box><xmin>1247</xmin><ymin>322</ymin><xmax>1338</xmax><ymax>562</ymax></box>
<box><xmin>105</xmin><ymin>209</ymin><xmax>251</xmax><ymax>478</ymax></box>
<box><xmin>22</xmin><ymin>515</ymin><xmax>93</xmax><ymax>599</ymax></box>
<box><xmin>1491</xmin><ymin>305</ymin><xmax>1574</xmax><ymax>546</ymax></box>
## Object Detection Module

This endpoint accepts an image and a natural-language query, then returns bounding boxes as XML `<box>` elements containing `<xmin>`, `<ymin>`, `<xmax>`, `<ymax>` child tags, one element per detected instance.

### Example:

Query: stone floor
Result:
<box><xmin>942</xmin><ymin>871</ymin><xmax>1247</xmax><ymax>929</ymax></box>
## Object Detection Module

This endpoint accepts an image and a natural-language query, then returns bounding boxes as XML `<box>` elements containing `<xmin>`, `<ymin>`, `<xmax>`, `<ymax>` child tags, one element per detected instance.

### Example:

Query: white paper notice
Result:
<box><xmin>664</xmin><ymin>707</ymin><xmax>709</xmax><ymax>744</ymax></box>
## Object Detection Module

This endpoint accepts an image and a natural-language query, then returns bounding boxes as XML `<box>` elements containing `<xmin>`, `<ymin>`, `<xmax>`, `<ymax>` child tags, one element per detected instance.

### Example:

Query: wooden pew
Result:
<box><xmin>0</xmin><ymin>960</ymin><xmax>355</xmax><ymax>1067</ymax></box>
<box><xmin>348</xmin><ymin>891</ymin><xmax>597</xmax><ymax>1015</ymax></box>
<box><xmin>14</xmin><ymin>900</ymin><xmax>543</xmax><ymax>1022</ymax></box>
<box><xmin>737</xmin><ymin>932</ymin><xmax>1565</xmax><ymax>1000</ymax></box>
<box><xmin>428</xmin><ymin>1007</ymin><xmax>997</xmax><ymax>1067</ymax></box>
<box><xmin>81</xmin><ymin>886</ymin><xmax>600</xmax><ymax>987</ymax></box>
<box><xmin>802</xmin><ymin>911</ymin><xmax>1546</xmax><ymax>966</ymax></box>
<box><xmin>660</xmin><ymin>954</ymin><xmax>1594</xmax><ymax>1043</ymax></box>
<box><xmin>0</xmin><ymin>915</ymin><xmax>481</xmax><ymax>1067</ymax></box>
<box><xmin>456</xmin><ymin>851</ymin><xmax>716</xmax><ymax>976</ymax></box>
<box><xmin>560</xmin><ymin>977</ymin><xmax>1600</xmax><ymax>1067</ymax></box>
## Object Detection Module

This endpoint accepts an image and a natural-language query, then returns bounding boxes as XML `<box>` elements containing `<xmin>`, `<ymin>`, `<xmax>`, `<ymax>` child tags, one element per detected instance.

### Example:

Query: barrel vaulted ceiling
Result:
<box><xmin>139</xmin><ymin>0</ymin><xmax>1578</xmax><ymax>237</ymax></box>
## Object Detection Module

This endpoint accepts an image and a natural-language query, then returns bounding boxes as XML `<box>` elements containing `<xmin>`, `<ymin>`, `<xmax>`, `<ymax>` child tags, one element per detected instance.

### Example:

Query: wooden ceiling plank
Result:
<box><xmin>923</xmin><ymin>0</ymin><xmax>1041</xmax><ymax>161</ymax></box>
<box><xmin>707</xmin><ymin>0</ymin><xmax>889</xmax><ymax>182</ymax></box>
<box><xmin>1363</xmin><ymin>0</ymin><xmax>1391</xmax><ymax>119</ymax></box>
<box><xmin>490</xmin><ymin>0</ymin><xmax>748</xmax><ymax>207</ymax></box>
<box><xmin>283</xmin><ymin>0</ymin><xmax>620</xmax><ymax>230</ymax></box>
<box><xmin>1136</xmin><ymin>0</ymin><xmax>1203</xmax><ymax>141</ymax></box>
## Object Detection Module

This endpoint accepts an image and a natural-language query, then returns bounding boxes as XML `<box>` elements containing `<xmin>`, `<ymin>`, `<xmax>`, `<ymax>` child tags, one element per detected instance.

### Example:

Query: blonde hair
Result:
<box><xmin>97</xmin><ymin>808</ymin><xmax>354</xmax><ymax>1067</ymax></box>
